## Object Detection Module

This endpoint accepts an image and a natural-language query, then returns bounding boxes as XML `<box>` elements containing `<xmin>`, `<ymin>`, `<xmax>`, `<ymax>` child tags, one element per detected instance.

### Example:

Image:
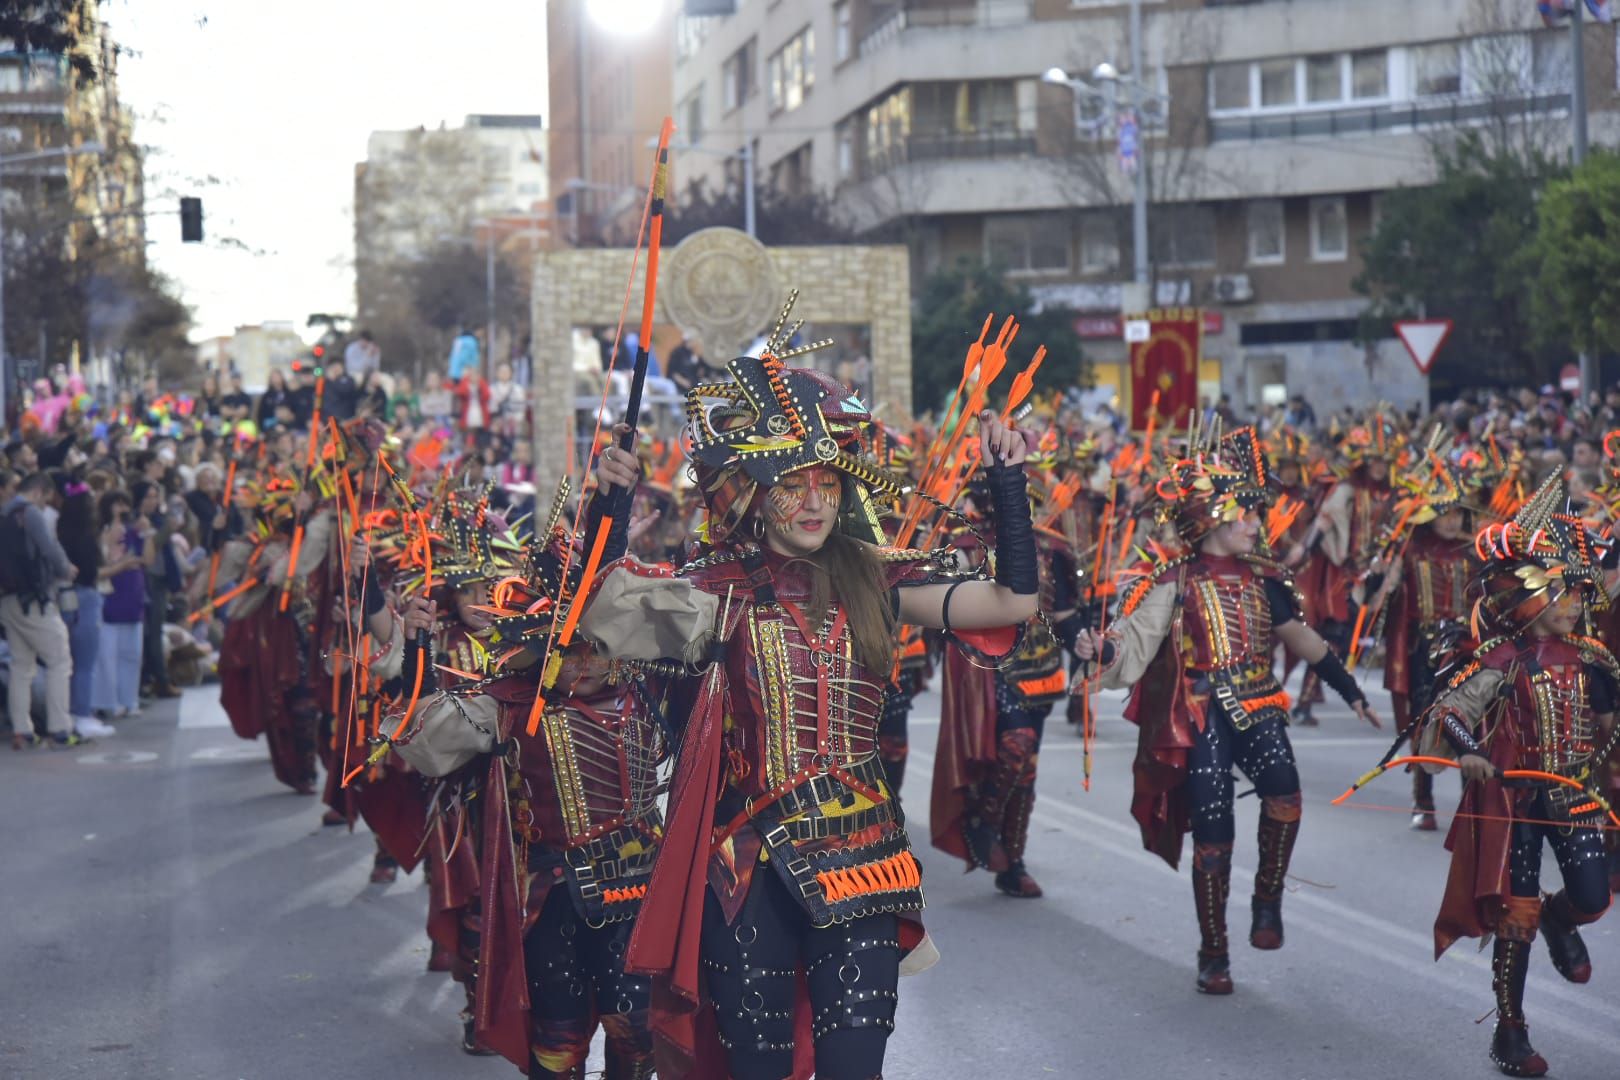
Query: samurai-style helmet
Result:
<box><xmin>1395</xmin><ymin>426</ymin><xmax>1482</xmax><ymax>526</ymax></box>
<box><xmin>1339</xmin><ymin>409</ymin><xmax>1404</xmax><ymax>465</ymax></box>
<box><xmin>685</xmin><ymin>291</ymin><xmax>903</xmax><ymax>545</ymax></box>
<box><xmin>1156</xmin><ymin>420</ymin><xmax>1272</xmax><ymax>544</ymax></box>
<box><xmin>431</xmin><ymin>484</ymin><xmax>526</xmax><ymax>589</ymax></box>
<box><xmin>1473</xmin><ymin>473</ymin><xmax>1608</xmax><ymax>634</ymax></box>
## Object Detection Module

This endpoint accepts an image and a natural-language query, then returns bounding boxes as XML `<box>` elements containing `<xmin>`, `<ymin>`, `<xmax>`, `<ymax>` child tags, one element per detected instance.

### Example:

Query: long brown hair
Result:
<box><xmin>799</xmin><ymin>528</ymin><xmax>896</xmax><ymax>672</ymax></box>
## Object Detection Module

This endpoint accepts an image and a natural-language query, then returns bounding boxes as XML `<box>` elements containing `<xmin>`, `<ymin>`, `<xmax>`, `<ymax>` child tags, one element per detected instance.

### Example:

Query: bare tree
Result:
<box><xmin>354</xmin><ymin>128</ymin><xmax>490</xmax><ymax>379</ymax></box>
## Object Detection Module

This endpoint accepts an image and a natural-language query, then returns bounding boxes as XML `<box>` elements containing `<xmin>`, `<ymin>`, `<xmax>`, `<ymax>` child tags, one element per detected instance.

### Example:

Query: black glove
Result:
<box><xmin>983</xmin><ymin>463</ymin><xmax>1038</xmax><ymax>596</ymax></box>
<box><xmin>586</xmin><ymin>490</ymin><xmax>632</xmax><ymax>565</ymax></box>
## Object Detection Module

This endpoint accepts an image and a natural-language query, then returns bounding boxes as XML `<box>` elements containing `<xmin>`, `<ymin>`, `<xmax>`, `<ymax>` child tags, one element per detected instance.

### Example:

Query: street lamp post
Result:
<box><xmin>1042</xmin><ymin>0</ymin><xmax>1164</xmax><ymax>309</ymax></box>
<box><xmin>0</xmin><ymin>141</ymin><xmax>103</xmax><ymax>424</ymax></box>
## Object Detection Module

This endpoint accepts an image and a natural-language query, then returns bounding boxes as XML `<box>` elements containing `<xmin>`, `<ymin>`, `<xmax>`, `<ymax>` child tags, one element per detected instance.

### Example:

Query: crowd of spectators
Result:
<box><xmin>4</xmin><ymin>326</ymin><xmax>535</xmax><ymax>749</ymax></box>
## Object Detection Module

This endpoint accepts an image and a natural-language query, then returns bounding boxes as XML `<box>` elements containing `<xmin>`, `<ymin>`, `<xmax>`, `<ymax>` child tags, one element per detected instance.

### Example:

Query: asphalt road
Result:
<box><xmin>2</xmin><ymin>675</ymin><xmax>1617</xmax><ymax>1080</ymax></box>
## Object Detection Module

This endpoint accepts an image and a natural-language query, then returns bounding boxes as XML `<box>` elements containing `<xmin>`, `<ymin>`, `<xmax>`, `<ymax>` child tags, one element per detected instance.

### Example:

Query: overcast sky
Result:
<box><xmin>114</xmin><ymin>1</ymin><xmax>550</xmax><ymax>342</ymax></box>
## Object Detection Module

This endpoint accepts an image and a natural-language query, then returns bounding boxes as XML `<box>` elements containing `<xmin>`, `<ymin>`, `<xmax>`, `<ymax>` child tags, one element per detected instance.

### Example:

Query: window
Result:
<box><xmin>722</xmin><ymin>38</ymin><xmax>757</xmax><ymax>112</ymax></box>
<box><xmin>984</xmin><ymin>214</ymin><xmax>1072</xmax><ymax>274</ymax></box>
<box><xmin>1079</xmin><ymin>214</ymin><xmax>1119</xmax><ymax>274</ymax></box>
<box><xmin>1162</xmin><ymin>206</ymin><xmax>1216</xmax><ymax>268</ymax></box>
<box><xmin>836</xmin><ymin>120</ymin><xmax>857</xmax><ymax>178</ymax></box>
<box><xmin>912</xmin><ymin>80</ymin><xmax>1023</xmax><ymax>136</ymax></box>
<box><xmin>865</xmin><ymin>88</ymin><xmax>910</xmax><ymax>173</ymax></box>
<box><xmin>681</xmin><ymin>87</ymin><xmax>704</xmax><ymax>144</ymax></box>
<box><xmin>1351</xmin><ymin>50</ymin><xmax>1387</xmax><ymax>99</ymax></box>
<box><xmin>835</xmin><ymin>1</ymin><xmax>852</xmax><ymax>63</ymax></box>
<box><xmin>1531</xmin><ymin>30</ymin><xmax>1572</xmax><ymax>90</ymax></box>
<box><xmin>1211</xmin><ymin>62</ymin><xmax>1250</xmax><ymax>111</ymax></box>
<box><xmin>1310</xmin><ymin>196</ymin><xmax>1347</xmax><ymax>261</ymax></box>
<box><xmin>1247</xmin><ymin>200</ymin><xmax>1285</xmax><ymax>265</ymax></box>
<box><xmin>1410</xmin><ymin>42</ymin><xmax>1461</xmax><ymax>97</ymax></box>
<box><xmin>1259</xmin><ymin>59</ymin><xmax>1296</xmax><ymax>108</ymax></box>
<box><xmin>767</xmin><ymin>27</ymin><xmax>814</xmax><ymax>113</ymax></box>
<box><xmin>1306</xmin><ymin>55</ymin><xmax>1341</xmax><ymax>103</ymax></box>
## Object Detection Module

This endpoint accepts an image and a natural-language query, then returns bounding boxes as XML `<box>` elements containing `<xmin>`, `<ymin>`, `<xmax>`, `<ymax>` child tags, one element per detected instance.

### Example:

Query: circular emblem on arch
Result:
<box><xmin>661</xmin><ymin>227</ymin><xmax>782</xmax><ymax>357</ymax></box>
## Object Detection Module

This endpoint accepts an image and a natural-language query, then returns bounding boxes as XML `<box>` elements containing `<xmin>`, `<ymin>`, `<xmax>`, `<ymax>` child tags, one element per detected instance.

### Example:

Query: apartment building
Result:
<box><xmin>547</xmin><ymin>0</ymin><xmax>675</xmax><ymax>245</ymax></box>
<box><xmin>354</xmin><ymin>115</ymin><xmax>548</xmax><ymax>366</ymax></box>
<box><xmin>0</xmin><ymin>8</ymin><xmax>146</xmax><ymax>391</ymax></box>
<box><xmin>670</xmin><ymin>0</ymin><xmax>1618</xmax><ymax>416</ymax></box>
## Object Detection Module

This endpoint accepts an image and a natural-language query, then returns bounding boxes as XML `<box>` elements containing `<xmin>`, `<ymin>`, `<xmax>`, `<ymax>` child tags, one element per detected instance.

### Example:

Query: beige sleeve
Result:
<box><xmin>1317</xmin><ymin>484</ymin><xmax>1351</xmax><ymax>565</ymax></box>
<box><xmin>368</xmin><ymin>611</ymin><xmax>406</xmax><ymax>682</ymax></box>
<box><xmin>1096</xmin><ymin>582</ymin><xmax>1176</xmax><ymax>690</ymax></box>
<box><xmin>1414</xmin><ymin>668</ymin><xmax>1505</xmax><ymax>768</ymax></box>
<box><xmin>264</xmin><ymin>510</ymin><xmax>334</xmax><ymax>589</ymax></box>
<box><xmin>387</xmin><ymin>691</ymin><xmax>500</xmax><ymax>778</ymax></box>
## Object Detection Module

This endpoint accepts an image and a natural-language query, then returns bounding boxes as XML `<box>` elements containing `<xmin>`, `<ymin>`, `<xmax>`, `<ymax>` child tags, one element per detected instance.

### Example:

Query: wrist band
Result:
<box><xmin>985</xmin><ymin>463</ymin><xmax>1038</xmax><ymax>596</ymax></box>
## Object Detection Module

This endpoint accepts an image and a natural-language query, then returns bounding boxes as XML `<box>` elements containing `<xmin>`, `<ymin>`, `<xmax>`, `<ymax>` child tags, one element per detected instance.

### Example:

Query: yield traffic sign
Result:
<box><xmin>1394</xmin><ymin>319</ymin><xmax>1453</xmax><ymax>374</ymax></box>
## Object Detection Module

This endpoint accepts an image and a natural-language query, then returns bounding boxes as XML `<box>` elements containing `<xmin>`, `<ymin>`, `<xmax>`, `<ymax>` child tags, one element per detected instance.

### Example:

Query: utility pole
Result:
<box><xmin>1572</xmin><ymin>1</ymin><xmax>1593</xmax><ymax>396</ymax></box>
<box><xmin>1128</xmin><ymin>0</ymin><xmax>1148</xmax><ymax>300</ymax></box>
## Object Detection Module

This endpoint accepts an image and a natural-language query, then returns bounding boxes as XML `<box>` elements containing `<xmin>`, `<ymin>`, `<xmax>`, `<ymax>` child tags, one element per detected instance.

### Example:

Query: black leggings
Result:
<box><xmin>523</xmin><ymin>884</ymin><xmax>652</xmax><ymax>1074</ymax></box>
<box><xmin>1187</xmin><ymin>711</ymin><xmax>1300</xmax><ymax>845</ymax></box>
<box><xmin>1508</xmin><ymin>792</ymin><xmax>1612</xmax><ymax>918</ymax></box>
<box><xmin>702</xmin><ymin>870</ymin><xmax>900</xmax><ymax>1080</ymax></box>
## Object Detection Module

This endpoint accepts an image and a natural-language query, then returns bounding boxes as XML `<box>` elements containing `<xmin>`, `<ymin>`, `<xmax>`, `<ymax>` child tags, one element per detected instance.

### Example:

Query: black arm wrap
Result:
<box><xmin>362</xmin><ymin>576</ymin><xmax>387</xmax><ymax>618</ymax></box>
<box><xmin>1439</xmin><ymin>710</ymin><xmax>1484</xmax><ymax>757</ymax></box>
<box><xmin>984</xmin><ymin>462</ymin><xmax>1038</xmax><ymax>595</ymax></box>
<box><xmin>1309</xmin><ymin>649</ymin><xmax>1364</xmax><ymax>708</ymax></box>
<box><xmin>403</xmin><ymin>633</ymin><xmax>439</xmax><ymax>695</ymax></box>
<box><xmin>587</xmin><ymin>491</ymin><xmax>632</xmax><ymax>565</ymax></box>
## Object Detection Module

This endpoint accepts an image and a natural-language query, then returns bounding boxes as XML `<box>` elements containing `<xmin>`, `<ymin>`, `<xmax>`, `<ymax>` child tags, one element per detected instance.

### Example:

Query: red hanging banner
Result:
<box><xmin>1127</xmin><ymin>307</ymin><xmax>1202</xmax><ymax>432</ymax></box>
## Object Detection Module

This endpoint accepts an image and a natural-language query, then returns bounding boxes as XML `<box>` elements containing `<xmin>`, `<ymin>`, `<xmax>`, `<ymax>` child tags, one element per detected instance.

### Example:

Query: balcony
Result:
<box><xmin>858</xmin><ymin>0</ymin><xmax>1032</xmax><ymax>59</ymax></box>
<box><xmin>862</xmin><ymin>130</ymin><xmax>1037</xmax><ymax>178</ymax></box>
<box><xmin>1210</xmin><ymin>91</ymin><xmax>1570</xmax><ymax>143</ymax></box>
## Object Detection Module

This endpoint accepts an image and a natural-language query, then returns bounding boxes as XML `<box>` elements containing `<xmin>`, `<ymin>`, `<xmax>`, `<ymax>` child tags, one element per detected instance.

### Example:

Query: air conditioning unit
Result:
<box><xmin>1211</xmin><ymin>273</ymin><xmax>1254</xmax><ymax>304</ymax></box>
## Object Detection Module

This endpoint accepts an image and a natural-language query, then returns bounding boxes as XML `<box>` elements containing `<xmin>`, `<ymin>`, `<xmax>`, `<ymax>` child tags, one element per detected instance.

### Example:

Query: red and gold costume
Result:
<box><xmin>1414</xmin><ymin>476</ymin><xmax>1619</xmax><ymax>1077</ymax></box>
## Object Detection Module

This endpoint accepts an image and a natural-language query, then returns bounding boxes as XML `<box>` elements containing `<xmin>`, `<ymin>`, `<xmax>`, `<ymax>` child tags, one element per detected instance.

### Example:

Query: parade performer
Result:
<box><xmin>386</xmin><ymin>495</ymin><xmax>667</xmax><ymax>1079</ymax></box>
<box><xmin>1072</xmin><ymin>424</ymin><xmax>1380</xmax><ymax>994</ymax></box>
<box><xmin>931</xmin><ymin>461</ymin><xmax>1080</xmax><ymax>898</ymax></box>
<box><xmin>610</xmin><ymin>339</ymin><xmax>1039</xmax><ymax>1080</ymax></box>
<box><xmin>216</xmin><ymin>471</ymin><xmax>335</xmax><ymax>794</ymax></box>
<box><xmin>1377</xmin><ymin>441</ymin><xmax>1482</xmax><ymax>831</ymax></box>
<box><xmin>1291</xmin><ymin>418</ymin><xmax>1398</xmax><ymax>724</ymax></box>
<box><xmin>1403</xmin><ymin>475</ymin><xmax>1618</xmax><ymax>1077</ymax></box>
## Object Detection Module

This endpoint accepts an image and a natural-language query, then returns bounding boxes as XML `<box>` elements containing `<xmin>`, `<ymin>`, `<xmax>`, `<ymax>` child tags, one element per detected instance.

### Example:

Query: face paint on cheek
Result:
<box><xmin>765</xmin><ymin>484</ymin><xmax>807</xmax><ymax>532</ymax></box>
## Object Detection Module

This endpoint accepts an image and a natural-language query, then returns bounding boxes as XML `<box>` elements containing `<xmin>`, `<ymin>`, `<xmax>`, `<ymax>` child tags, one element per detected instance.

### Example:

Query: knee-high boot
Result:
<box><xmin>1192</xmin><ymin>841</ymin><xmax>1233</xmax><ymax>994</ymax></box>
<box><xmin>1490</xmin><ymin>936</ymin><xmax>1548</xmax><ymax>1077</ymax></box>
<box><xmin>1410</xmin><ymin>766</ymin><xmax>1437</xmax><ymax>831</ymax></box>
<box><xmin>1251</xmin><ymin>793</ymin><xmax>1301</xmax><ymax>950</ymax></box>
<box><xmin>963</xmin><ymin>728</ymin><xmax>1036</xmax><ymax>873</ymax></box>
<box><xmin>1539</xmin><ymin>890</ymin><xmax>1597</xmax><ymax>984</ymax></box>
<box><xmin>995</xmin><ymin>779</ymin><xmax>1042</xmax><ymax>898</ymax></box>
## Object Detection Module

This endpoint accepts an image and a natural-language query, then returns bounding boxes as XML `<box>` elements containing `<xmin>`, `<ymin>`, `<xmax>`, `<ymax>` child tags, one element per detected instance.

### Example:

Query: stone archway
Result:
<box><xmin>529</xmin><ymin>227</ymin><xmax>911</xmax><ymax>481</ymax></box>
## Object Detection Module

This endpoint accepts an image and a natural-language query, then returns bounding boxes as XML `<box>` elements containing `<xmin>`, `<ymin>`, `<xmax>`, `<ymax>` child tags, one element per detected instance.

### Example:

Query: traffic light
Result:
<box><xmin>312</xmin><ymin>345</ymin><xmax>325</xmax><ymax>360</ymax></box>
<box><xmin>180</xmin><ymin>196</ymin><xmax>203</xmax><ymax>243</ymax></box>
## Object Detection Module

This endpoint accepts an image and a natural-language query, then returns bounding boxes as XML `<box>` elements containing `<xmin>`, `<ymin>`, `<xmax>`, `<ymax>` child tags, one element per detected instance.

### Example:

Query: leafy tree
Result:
<box><xmin>1354</xmin><ymin>133</ymin><xmax>1564</xmax><ymax>393</ymax></box>
<box><xmin>408</xmin><ymin>238</ymin><xmax>528</xmax><ymax>339</ymax></box>
<box><xmin>1529</xmin><ymin>151</ymin><xmax>1620</xmax><ymax>359</ymax></box>
<box><xmin>0</xmin><ymin>1</ymin><xmax>105</xmax><ymax>86</ymax></box>
<box><xmin>910</xmin><ymin>258</ymin><xmax>1086</xmax><ymax>417</ymax></box>
<box><xmin>657</xmin><ymin>179</ymin><xmax>858</xmax><ymax>247</ymax></box>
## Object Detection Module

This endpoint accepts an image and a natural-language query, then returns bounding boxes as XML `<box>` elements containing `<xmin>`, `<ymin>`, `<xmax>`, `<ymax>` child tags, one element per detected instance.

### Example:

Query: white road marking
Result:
<box><xmin>75</xmin><ymin>750</ymin><xmax>159</xmax><ymax>765</ymax></box>
<box><xmin>178</xmin><ymin>685</ymin><xmax>232</xmax><ymax>729</ymax></box>
<box><xmin>907</xmin><ymin>746</ymin><xmax>1620</xmax><ymax>1049</ymax></box>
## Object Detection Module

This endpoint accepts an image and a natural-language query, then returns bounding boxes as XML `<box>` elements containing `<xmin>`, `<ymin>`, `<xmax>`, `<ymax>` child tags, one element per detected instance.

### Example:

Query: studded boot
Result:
<box><xmin>603</xmin><ymin>1048</ymin><xmax>656</xmax><ymax>1080</ymax></box>
<box><xmin>964</xmin><ymin>729</ymin><xmax>1035</xmax><ymax>873</ymax></box>
<box><xmin>1489</xmin><ymin>937</ymin><xmax>1548</xmax><ymax>1077</ymax></box>
<box><xmin>1538</xmin><ymin>891</ymin><xmax>1593</xmax><ymax>984</ymax></box>
<box><xmin>528</xmin><ymin>1061</ymin><xmax>587</xmax><ymax>1080</ymax></box>
<box><xmin>1192</xmin><ymin>842</ymin><xmax>1234</xmax><ymax>994</ymax></box>
<box><xmin>1250</xmin><ymin>794</ymin><xmax>1300</xmax><ymax>950</ymax></box>
<box><xmin>994</xmin><ymin>781</ymin><xmax>1042</xmax><ymax>898</ymax></box>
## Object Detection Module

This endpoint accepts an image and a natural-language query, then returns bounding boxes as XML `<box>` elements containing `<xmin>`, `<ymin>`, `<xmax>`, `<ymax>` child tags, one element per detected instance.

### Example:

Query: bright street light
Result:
<box><xmin>1092</xmin><ymin>61</ymin><xmax>1119</xmax><ymax>83</ymax></box>
<box><xmin>586</xmin><ymin>0</ymin><xmax>664</xmax><ymax>33</ymax></box>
